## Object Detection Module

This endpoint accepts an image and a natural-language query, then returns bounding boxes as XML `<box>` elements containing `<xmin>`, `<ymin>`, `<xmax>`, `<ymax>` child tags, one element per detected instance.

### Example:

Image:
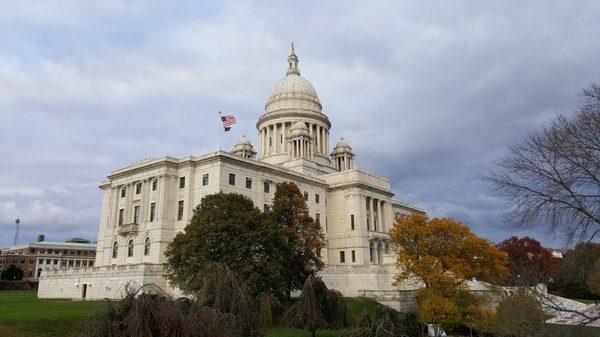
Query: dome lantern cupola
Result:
<box><xmin>231</xmin><ymin>135</ymin><xmax>257</xmax><ymax>159</ymax></box>
<box><xmin>287</xmin><ymin>43</ymin><xmax>300</xmax><ymax>75</ymax></box>
<box><xmin>331</xmin><ymin>138</ymin><xmax>355</xmax><ymax>171</ymax></box>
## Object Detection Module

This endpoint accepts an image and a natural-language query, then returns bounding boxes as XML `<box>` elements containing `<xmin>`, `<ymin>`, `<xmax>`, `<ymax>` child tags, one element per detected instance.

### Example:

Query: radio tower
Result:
<box><xmin>13</xmin><ymin>218</ymin><xmax>20</xmax><ymax>246</ymax></box>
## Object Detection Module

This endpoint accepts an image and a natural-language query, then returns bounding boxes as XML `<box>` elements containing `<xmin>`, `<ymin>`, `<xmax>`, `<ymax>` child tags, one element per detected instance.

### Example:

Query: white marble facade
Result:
<box><xmin>38</xmin><ymin>48</ymin><xmax>425</xmax><ymax>300</ymax></box>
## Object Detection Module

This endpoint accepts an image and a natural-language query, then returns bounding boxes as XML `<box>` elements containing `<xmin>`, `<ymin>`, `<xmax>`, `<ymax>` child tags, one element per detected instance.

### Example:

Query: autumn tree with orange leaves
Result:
<box><xmin>390</xmin><ymin>214</ymin><xmax>508</xmax><ymax>335</ymax></box>
<box><xmin>390</xmin><ymin>214</ymin><xmax>509</xmax><ymax>289</ymax></box>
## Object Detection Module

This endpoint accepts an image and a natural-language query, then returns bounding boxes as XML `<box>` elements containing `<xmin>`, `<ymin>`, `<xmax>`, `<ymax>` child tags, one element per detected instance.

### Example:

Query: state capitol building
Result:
<box><xmin>38</xmin><ymin>48</ymin><xmax>425</xmax><ymax>301</ymax></box>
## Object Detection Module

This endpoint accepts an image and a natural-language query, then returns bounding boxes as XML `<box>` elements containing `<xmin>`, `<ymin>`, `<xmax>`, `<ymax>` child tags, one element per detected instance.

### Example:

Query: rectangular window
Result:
<box><xmin>133</xmin><ymin>206</ymin><xmax>141</xmax><ymax>224</ymax></box>
<box><xmin>179</xmin><ymin>177</ymin><xmax>186</xmax><ymax>189</ymax></box>
<box><xmin>246</xmin><ymin>177</ymin><xmax>252</xmax><ymax>189</ymax></box>
<box><xmin>315</xmin><ymin>194</ymin><xmax>320</xmax><ymax>204</ymax></box>
<box><xmin>150</xmin><ymin>202</ymin><xmax>156</xmax><ymax>222</ymax></box>
<box><xmin>340</xmin><ymin>251</ymin><xmax>346</xmax><ymax>263</ymax></box>
<box><xmin>367</xmin><ymin>219</ymin><xmax>370</xmax><ymax>231</ymax></box>
<box><xmin>177</xmin><ymin>200</ymin><xmax>184</xmax><ymax>221</ymax></box>
<box><xmin>152</xmin><ymin>179</ymin><xmax>158</xmax><ymax>191</ymax></box>
<box><xmin>263</xmin><ymin>181</ymin><xmax>270</xmax><ymax>193</ymax></box>
<box><xmin>315</xmin><ymin>213</ymin><xmax>320</xmax><ymax>224</ymax></box>
<box><xmin>135</xmin><ymin>182</ymin><xmax>142</xmax><ymax>194</ymax></box>
<box><xmin>202</xmin><ymin>173</ymin><xmax>209</xmax><ymax>186</ymax></box>
<box><xmin>229</xmin><ymin>173</ymin><xmax>236</xmax><ymax>186</ymax></box>
<box><xmin>118</xmin><ymin>209</ymin><xmax>124</xmax><ymax>226</ymax></box>
<box><xmin>351</xmin><ymin>214</ymin><xmax>355</xmax><ymax>230</ymax></box>
<box><xmin>121</xmin><ymin>187</ymin><xmax>126</xmax><ymax>198</ymax></box>
<box><xmin>303</xmin><ymin>192</ymin><xmax>308</xmax><ymax>201</ymax></box>
<box><xmin>263</xmin><ymin>204</ymin><xmax>270</xmax><ymax>212</ymax></box>
<box><xmin>352</xmin><ymin>250</ymin><xmax>356</xmax><ymax>262</ymax></box>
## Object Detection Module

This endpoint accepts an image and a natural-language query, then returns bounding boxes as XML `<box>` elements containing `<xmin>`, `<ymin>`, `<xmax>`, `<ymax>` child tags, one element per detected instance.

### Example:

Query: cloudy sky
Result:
<box><xmin>1</xmin><ymin>1</ymin><xmax>599</xmax><ymax>248</ymax></box>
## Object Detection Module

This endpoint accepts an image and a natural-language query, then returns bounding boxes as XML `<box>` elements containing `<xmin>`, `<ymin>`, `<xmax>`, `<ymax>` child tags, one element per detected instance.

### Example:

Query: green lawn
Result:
<box><xmin>0</xmin><ymin>290</ymin><xmax>105</xmax><ymax>337</ymax></box>
<box><xmin>0</xmin><ymin>290</ymin><xmax>375</xmax><ymax>337</ymax></box>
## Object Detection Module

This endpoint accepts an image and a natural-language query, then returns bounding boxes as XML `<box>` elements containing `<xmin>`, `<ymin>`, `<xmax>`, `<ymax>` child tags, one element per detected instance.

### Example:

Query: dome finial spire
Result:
<box><xmin>287</xmin><ymin>43</ymin><xmax>300</xmax><ymax>75</ymax></box>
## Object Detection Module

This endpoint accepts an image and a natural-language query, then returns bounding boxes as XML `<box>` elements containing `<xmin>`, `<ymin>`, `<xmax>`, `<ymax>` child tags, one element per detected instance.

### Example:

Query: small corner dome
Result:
<box><xmin>289</xmin><ymin>120</ymin><xmax>311</xmax><ymax>138</ymax></box>
<box><xmin>232</xmin><ymin>135</ymin><xmax>257</xmax><ymax>158</ymax></box>
<box><xmin>291</xmin><ymin>120</ymin><xmax>308</xmax><ymax>131</ymax></box>
<box><xmin>335</xmin><ymin>138</ymin><xmax>350</xmax><ymax>149</ymax></box>
<box><xmin>236</xmin><ymin>135</ymin><xmax>252</xmax><ymax>146</ymax></box>
<box><xmin>332</xmin><ymin>137</ymin><xmax>354</xmax><ymax>155</ymax></box>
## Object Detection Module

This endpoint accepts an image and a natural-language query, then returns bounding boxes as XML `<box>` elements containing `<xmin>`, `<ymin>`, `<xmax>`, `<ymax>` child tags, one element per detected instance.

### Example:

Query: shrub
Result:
<box><xmin>342</xmin><ymin>305</ymin><xmax>420</xmax><ymax>337</ymax></box>
<box><xmin>495</xmin><ymin>293</ymin><xmax>546</xmax><ymax>337</ymax></box>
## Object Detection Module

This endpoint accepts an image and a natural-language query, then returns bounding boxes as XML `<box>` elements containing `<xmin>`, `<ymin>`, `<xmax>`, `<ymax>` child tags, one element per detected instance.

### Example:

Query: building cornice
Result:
<box><xmin>100</xmin><ymin>151</ymin><xmax>330</xmax><ymax>189</ymax></box>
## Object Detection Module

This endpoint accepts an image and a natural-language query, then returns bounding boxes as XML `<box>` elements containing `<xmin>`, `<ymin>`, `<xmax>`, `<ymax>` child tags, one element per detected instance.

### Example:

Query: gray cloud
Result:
<box><xmin>1</xmin><ymin>0</ymin><xmax>599</xmax><ymax>248</ymax></box>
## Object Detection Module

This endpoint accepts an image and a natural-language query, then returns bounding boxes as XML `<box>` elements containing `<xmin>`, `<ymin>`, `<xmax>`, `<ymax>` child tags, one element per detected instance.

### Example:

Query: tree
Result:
<box><xmin>165</xmin><ymin>192</ymin><xmax>287</xmax><ymax>298</ymax></box>
<box><xmin>341</xmin><ymin>305</ymin><xmax>420</xmax><ymax>337</ymax></box>
<box><xmin>497</xmin><ymin>236</ymin><xmax>559</xmax><ymax>286</ymax></box>
<box><xmin>0</xmin><ymin>265</ymin><xmax>23</xmax><ymax>281</ymax></box>
<box><xmin>82</xmin><ymin>266</ymin><xmax>263</xmax><ymax>337</ymax></box>
<box><xmin>485</xmin><ymin>81</ymin><xmax>600</xmax><ymax>243</ymax></box>
<box><xmin>283</xmin><ymin>275</ymin><xmax>351</xmax><ymax>337</ymax></box>
<box><xmin>270</xmin><ymin>182</ymin><xmax>326</xmax><ymax>298</ymax></box>
<box><xmin>389</xmin><ymin>214</ymin><xmax>508</xmax><ymax>335</ymax></box>
<box><xmin>494</xmin><ymin>293</ymin><xmax>547</xmax><ymax>337</ymax></box>
<box><xmin>389</xmin><ymin>214</ymin><xmax>509</xmax><ymax>290</ymax></box>
<box><xmin>417</xmin><ymin>292</ymin><xmax>461</xmax><ymax>336</ymax></box>
<box><xmin>550</xmin><ymin>242</ymin><xmax>600</xmax><ymax>299</ymax></box>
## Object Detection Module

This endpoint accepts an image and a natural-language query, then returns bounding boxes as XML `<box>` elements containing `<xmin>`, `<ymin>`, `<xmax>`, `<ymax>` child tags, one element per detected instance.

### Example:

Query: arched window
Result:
<box><xmin>144</xmin><ymin>237</ymin><xmax>150</xmax><ymax>256</ymax></box>
<box><xmin>112</xmin><ymin>241</ymin><xmax>118</xmax><ymax>259</ymax></box>
<box><xmin>127</xmin><ymin>240</ymin><xmax>134</xmax><ymax>257</ymax></box>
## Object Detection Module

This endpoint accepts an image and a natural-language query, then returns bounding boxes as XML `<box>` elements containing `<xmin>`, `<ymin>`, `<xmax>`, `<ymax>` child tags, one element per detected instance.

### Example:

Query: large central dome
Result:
<box><xmin>257</xmin><ymin>46</ymin><xmax>331</xmax><ymax>167</ymax></box>
<box><xmin>264</xmin><ymin>48</ymin><xmax>322</xmax><ymax>114</ymax></box>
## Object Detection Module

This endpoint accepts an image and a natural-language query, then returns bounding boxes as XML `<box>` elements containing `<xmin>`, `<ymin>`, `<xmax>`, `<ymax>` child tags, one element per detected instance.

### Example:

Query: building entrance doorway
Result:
<box><xmin>82</xmin><ymin>284</ymin><xmax>87</xmax><ymax>299</ymax></box>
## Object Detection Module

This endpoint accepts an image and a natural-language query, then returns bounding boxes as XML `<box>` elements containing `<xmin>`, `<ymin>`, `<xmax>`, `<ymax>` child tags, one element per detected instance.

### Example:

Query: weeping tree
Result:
<box><xmin>342</xmin><ymin>305</ymin><xmax>420</xmax><ymax>337</ymax></box>
<box><xmin>283</xmin><ymin>275</ymin><xmax>351</xmax><ymax>337</ymax></box>
<box><xmin>80</xmin><ymin>284</ymin><xmax>236</xmax><ymax>337</ymax></box>
<box><xmin>81</xmin><ymin>264</ymin><xmax>263</xmax><ymax>337</ymax></box>
<box><xmin>188</xmin><ymin>263</ymin><xmax>263</xmax><ymax>337</ymax></box>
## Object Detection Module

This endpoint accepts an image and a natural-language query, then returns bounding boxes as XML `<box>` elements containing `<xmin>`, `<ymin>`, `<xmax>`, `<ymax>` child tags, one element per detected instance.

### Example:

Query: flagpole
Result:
<box><xmin>218</xmin><ymin>111</ymin><xmax>222</xmax><ymax>151</ymax></box>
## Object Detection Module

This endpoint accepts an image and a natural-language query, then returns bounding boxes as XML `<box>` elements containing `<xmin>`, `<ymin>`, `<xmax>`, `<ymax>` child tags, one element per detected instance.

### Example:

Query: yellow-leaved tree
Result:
<box><xmin>389</xmin><ymin>214</ymin><xmax>508</xmax><ymax>335</ymax></box>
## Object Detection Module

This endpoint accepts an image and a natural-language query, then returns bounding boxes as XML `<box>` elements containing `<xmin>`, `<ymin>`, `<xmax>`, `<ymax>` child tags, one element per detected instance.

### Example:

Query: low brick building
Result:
<box><xmin>0</xmin><ymin>235</ymin><xmax>96</xmax><ymax>281</ymax></box>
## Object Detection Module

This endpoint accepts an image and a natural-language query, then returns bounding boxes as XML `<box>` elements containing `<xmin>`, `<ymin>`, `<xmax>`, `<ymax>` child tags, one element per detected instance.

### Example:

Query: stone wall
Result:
<box><xmin>38</xmin><ymin>263</ymin><xmax>168</xmax><ymax>300</ymax></box>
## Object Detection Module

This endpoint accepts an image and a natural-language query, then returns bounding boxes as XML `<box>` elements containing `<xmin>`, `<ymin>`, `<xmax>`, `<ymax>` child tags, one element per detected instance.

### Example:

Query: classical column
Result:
<box><xmin>110</xmin><ymin>187</ymin><xmax>119</xmax><ymax>228</ymax></box>
<box><xmin>125</xmin><ymin>182</ymin><xmax>133</xmax><ymax>221</ymax></box>
<box><xmin>260</xmin><ymin>128</ymin><xmax>264</xmax><ymax>157</ymax></box>
<box><xmin>368</xmin><ymin>197</ymin><xmax>374</xmax><ymax>231</ymax></box>
<box><xmin>377</xmin><ymin>199</ymin><xmax>383</xmax><ymax>231</ymax></box>
<box><xmin>380</xmin><ymin>200</ymin><xmax>385</xmax><ymax>232</ymax></box>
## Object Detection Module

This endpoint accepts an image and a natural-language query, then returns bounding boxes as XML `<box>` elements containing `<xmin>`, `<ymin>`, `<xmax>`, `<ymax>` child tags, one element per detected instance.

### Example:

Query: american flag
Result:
<box><xmin>220</xmin><ymin>114</ymin><xmax>236</xmax><ymax>131</ymax></box>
